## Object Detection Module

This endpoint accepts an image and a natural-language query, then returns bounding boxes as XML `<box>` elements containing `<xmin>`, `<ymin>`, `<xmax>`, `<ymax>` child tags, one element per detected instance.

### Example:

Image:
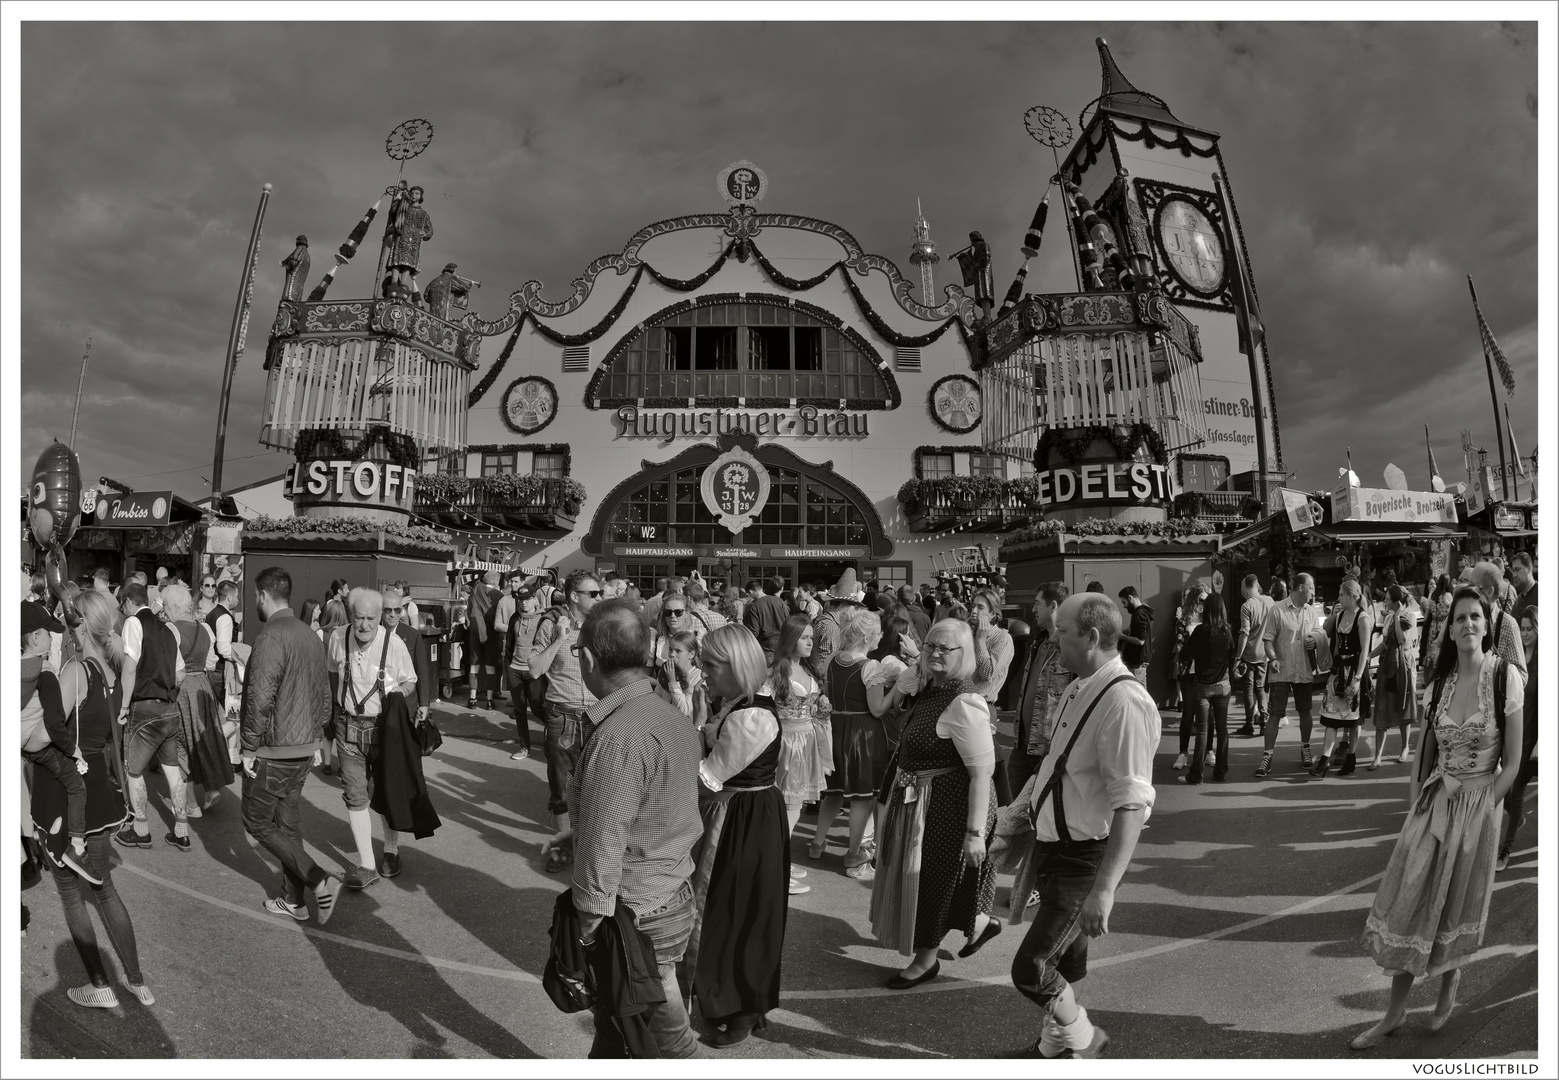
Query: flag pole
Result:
<box><xmin>1214</xmin><ymin>175</ymin><xmax>1269</xmax><ymax>510</ymax></box>
<box><xmin>1467</xmin><ymin>276</ymin><xmax>1511</xmax><ymax>502</ymax></box>
<box><xmin>210</xmin><ymin>183</ymin><xmax>272</xmax><ymax>504</ymax></box>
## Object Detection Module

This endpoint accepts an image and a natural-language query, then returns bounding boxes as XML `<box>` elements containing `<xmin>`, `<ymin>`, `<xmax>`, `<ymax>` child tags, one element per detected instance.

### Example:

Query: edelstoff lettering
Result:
<box><xmin>615</xmin><ymin>405</ymin><xmax>868</xmax><ymax>440</ymax></box>
<box><xmin>1030</xmin><ymin>461</ymin><xmax>1171</xmax><ymax>508</ymax></box>
<box><xmin>285</xmin><ymin>459</ymin><xmax>415</xmax><ymax>502</ymax></box>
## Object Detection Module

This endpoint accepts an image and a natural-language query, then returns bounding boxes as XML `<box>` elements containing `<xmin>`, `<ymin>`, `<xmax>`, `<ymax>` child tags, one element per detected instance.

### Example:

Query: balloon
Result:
<box><xmin>29</xmin><ymin>441</ymin><xmax>82</xmax><ymax>551</ymax></box>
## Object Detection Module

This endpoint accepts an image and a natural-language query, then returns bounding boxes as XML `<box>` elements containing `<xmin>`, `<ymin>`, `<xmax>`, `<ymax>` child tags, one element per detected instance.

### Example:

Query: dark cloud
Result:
<box><xmin>20</xmin><ymin>21</ymin><xmax>1537</xmax><ymax>496</ymax></box>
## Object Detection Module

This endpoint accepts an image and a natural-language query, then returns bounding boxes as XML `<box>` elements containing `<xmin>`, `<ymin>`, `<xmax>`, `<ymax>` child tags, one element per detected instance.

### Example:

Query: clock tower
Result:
<box><xmin>1060</xmin><ymin>37</ymin><xmax>1281</xmax><ymax>488</ymax></box>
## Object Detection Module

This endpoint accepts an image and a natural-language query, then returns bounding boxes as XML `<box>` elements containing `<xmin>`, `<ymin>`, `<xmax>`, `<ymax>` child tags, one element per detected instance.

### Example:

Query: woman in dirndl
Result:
<box><xmin>769</xmin><ymin>615</ymin><xmax>832</xmax><ymax>896</ymax></box>
<box><xmin>1367</xmin><ymin>584</ymin><xmax>1421</xmax><ymax>769</ymax></box>
<box><xmin>1315</xmin><ymin>577</ymin><xmax>1373</xmax><ymax>778</ymax></box>
<box><xmin>687</xmin><ymin>626</ymin><xmax>790</xmax><ymax>1048</ymax></box>
<box><xmin>160</xmin><ymin>584</ymin><xmax>233</xmax><ymax>816</ymax></box>
<box><xmin>1351</xmin><ymin>586</ymin><xmax>1525</xmax><ymax>1049</ymax></box>
<box><xmin>869</xmin><ymin>618</ymin><xmax>999</xmax><ymax>990</ymax></box>
<box><xmin>812</xmin><ymin>607</ymin><xmax>899</xmax><ymax>880</ymax></box>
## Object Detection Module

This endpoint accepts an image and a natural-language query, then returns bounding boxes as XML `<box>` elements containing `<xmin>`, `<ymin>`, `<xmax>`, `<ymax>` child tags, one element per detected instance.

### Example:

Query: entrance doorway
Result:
<box><xmin>797</xmin><ymin>559</ymin><xmax>855</xmax><ymax>595</ymax></box>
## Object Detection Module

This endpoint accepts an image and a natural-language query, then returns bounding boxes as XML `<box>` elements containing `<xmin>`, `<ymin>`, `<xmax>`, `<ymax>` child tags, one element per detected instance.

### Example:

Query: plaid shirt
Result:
<box><xmin>568</xmin><ymin>679</ymin><xmax>702</xmax><ymax>917</ymax></box>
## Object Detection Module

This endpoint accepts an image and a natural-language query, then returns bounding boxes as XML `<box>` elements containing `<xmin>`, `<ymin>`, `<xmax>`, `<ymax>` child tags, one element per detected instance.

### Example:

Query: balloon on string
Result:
<box><xmin>29</xmin><ymin>441</ymin><xmax>82</xmax><ymax>551</ymax></box>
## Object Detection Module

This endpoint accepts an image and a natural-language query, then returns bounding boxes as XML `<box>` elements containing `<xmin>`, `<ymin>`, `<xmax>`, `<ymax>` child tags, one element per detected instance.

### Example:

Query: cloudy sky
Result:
<box><xmin>15</xmin><ymin>18</ymin><xmax>1541</xmax><ymax>501</ymax></box>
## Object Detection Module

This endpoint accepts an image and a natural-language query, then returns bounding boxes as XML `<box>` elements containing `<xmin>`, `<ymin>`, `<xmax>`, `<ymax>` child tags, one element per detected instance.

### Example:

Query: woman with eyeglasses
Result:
<box><xmin>688</xmin><ymin>626</ymin><xmax>790</xmax><ymax>1047</ymax></box>
<box><xmin>1353</xmin><ymin>585</ymin><xmax>1525</xmax><ymax>1048</ymax></box>
<box><xmin>195</xmin><ymin>577</ymin><xmax>218</xmax><ymax>619</ymax></box>
<box><xmin>870</xmin><ymin>617</ymin><xmax>998</xmax><ymax>990</ymax></box>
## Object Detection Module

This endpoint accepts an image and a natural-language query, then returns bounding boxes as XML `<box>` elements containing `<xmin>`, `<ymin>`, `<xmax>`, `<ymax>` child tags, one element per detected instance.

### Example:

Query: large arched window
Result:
<box><xmin>606</xmin><ymin>465</ymin><xmax>869</xmax><ymax>548</ymax></box>
<box><xmin>590</xmin><ymin>297</ymin><xmax>895</xmax><ymax>407</ymax></box>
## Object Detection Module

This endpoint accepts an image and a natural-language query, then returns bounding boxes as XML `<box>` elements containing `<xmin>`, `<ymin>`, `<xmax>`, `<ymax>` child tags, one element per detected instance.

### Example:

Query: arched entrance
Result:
<box><xmin>581</xmin><ymin>438</ymin><xmax>893</xmax><ymax>593</ymax></box>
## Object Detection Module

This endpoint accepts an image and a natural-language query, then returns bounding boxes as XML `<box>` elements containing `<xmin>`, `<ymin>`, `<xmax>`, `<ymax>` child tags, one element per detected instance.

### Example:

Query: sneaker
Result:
<box><xmin>264</xmin><ymin>895</ymin><xmax>309</xmax><ymax>922</ymax></box>
<box><xmin>1496</xmin><ymin>846</ymin><xmax>1512</xmax><ymax>872</ymax></box>
<box><xmin>1172</xmin><ymin>753</ymin><xmax>1188</xmax><ymax>770</ymax></box>
<box><xmin>1280</xmin><ymin>716</ymin><xmax>1289</xmax><ymax>728</ymax></box>
<box><xmin>343</xmin><ymin>864</ymin><xmax>380</xmax><ymax>890</ymax></box>
<box><xmin>66</xmin><ymin>984</ymin><xmax>119</xmax><ymax>1009</ymax></box>
<box><xmin>61</xmin><ymin>849</ymin><xmax>104</xmax><ymax>885</ymax></box>
<box><xmin>113</xmin><ymin>825</ymin><xmax>152</xmax><ymax>850</ymax></box>
<box><xmin>1205</xmin><ymin>751</ymin><xmax>1216</xmax><ymax>767</ymax></box>
<box><xmin>788</xmin><ymin>879</ymin><xmax>811</xmax><ymax>895</ymax></box>
<box><xmin>845</xmin><ymin>861</ymin><xmax>876</xmax><ymax>882</ymax></box>
<box><xmin>1255</xmin><ymin>750</ymin><xmax>1275</xmax><ymax>778</ymax></box>
<box><xmin>1052</xmin><ymin>1026</ymin><xmax>1111</xmax><ymax>1059</ymax></box>
<box><xmin>119</xmin><ymin>974</ymin><xmax>155</xmax><ymax>1006</ymax></box>
<box><xmin>164</xmin><ymin>832</ymin><xmax>193</xmax><ymax>853</ymax></box>
<box><xmin>789</xmin><ymin>866</ymin><xmax>807</xmax><ymax>880</ymax></box>
<box><xmin>509</xmin><ymin>749</ymin><xmax>532</xmax><ymax>760</ymax></box>
<box><xmin>1026</xmin><ymin>889</ymin><xmax>1041</xmax><ymax>909</ymax></box>
<box><xmin>1300</xmin><ymin>744</ymin><xmax>1314</xmax><ymax>769</ymax></box>
<box><xmin>1234</xmin><ymin>723</ymin><xmax>1255</xmax><ymax>739</ymax></box>
<box><xmin>314</xmin><ymin>875</ymin><xmax>344</xmax><ymax>926</ymax></box>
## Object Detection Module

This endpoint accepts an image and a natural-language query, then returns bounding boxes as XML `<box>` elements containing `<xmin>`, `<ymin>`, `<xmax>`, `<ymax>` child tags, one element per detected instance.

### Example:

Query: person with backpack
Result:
<box><xmin>1352</xmin><ymin>585</ymin><xmax>1525</xmax><ymax>1049</ymax></box>
<box><xmin>20</xmin><ymin>600</ymin><xmax>96</xmax><ymax>882</ymax></box>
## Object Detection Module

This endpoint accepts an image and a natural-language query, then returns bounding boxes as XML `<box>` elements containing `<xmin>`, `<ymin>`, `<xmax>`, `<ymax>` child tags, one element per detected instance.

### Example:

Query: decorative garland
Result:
<box><xmin>927</xmin><ymin>374</ymin><xmax>983</xmax><ymax>434</ymax></box>
<box><xmin>896</xmin><ymin>475</ymin><xmax>1010</xmax><ymax>511</ymax></box>
<box><xmin>244</xmin><ymin>513</ymin><xmax>454</xmax><ymax>550</ymax></box>
<box><xmin>466</xmin><ymin>322</ymin><xmax>524</xmax><ymax>408</ymax></box>
<box><xmin>1035</xmin><ymin>423</ymin><xmax>1166</xmax><ymax>467</ymax></box>
<box><xmin>642</xmin><ymin>245</ymin><xmax>733</xmax><ymax>291</ymax></box>
<box><xmin>293</xmin><ymin>426</ymin><xmax>420</xmax><ymax>471</ymax></box>
<box><xmin>911</xmin><ymin>445</ymin><xmax>993</xmax><ymax>477</ymax></box>
<box><xmin>413</xmin><ymin>474</ymin><xmax>587</xmax><ymax>517</ymax></box>
<box><xmin>999</xmin><ymin>516</ymin><xmax>1224</xmax><ymax>558</ymax></box>
<box><xmin>499</xmin><ymin>375</ymin><xmax>559</xmax><ymax>435</ymax></box>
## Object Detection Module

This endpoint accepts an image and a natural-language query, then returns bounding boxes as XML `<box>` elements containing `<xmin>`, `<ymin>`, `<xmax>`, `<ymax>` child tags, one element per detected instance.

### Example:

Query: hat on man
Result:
<box><xmin>826</xmin><ymin>568</ymin><xmax>864</xmax><ymax>602</ymax></box>
<box><xmin>21</xmin><ymin>600</ymin><xmax>63</xmax><ymax>636</ymax></box>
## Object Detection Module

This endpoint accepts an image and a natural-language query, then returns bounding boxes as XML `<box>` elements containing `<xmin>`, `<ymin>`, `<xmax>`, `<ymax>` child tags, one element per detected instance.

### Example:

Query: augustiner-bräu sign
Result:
<box><xmin>1031</xmin><ymin>460</ymin><xmax>1173</xmax><ymax>509</ymax></box>
<box><xmin>615</xmin><ymin>405</ymin><xmax>868</xmax><ymax>440</ymax></box>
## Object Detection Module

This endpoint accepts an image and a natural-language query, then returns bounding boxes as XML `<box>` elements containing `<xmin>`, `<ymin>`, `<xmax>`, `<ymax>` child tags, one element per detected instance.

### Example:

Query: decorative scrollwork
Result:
<box><xmin>1024</xmin><ymin>105</ymin><xmax>1074</xmax><ymax>149</ymax></box>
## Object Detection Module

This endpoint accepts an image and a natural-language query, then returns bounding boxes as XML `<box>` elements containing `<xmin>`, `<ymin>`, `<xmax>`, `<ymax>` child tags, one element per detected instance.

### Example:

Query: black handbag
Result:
<box><xmin>416</xmin><ymin>715</ymin><xmax>443</xmax><ymax>757</ymax></box>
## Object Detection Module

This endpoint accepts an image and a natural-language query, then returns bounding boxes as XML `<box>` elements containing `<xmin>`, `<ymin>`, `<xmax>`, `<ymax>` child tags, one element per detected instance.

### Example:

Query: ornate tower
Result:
<box><xmin>1059</xmin><ymin>37</ymin><xmax>1281</xmax><ymax>489</ymax></box>
<box><xmin>908</xmin><ymin>199</ymin><xmax>940</xmax><ymax>306</ymax></box>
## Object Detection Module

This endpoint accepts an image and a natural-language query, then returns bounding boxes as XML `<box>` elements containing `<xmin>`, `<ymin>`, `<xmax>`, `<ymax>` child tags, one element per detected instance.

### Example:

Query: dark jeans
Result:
<box><xmin>242</xmin><ymin>756</ymin><xmax>328</xmax><ymax>905</ymax></box>
<box><xmin>1240</xmin><ymin>661</ymin><xmax>1269</xmax><ymax>727</ymax></box>
<box><xmin>51</xmin><ymin>831</ymin><xmax>142</xmax><ymax>987</ymax></box>
<box><xmin>589</xmin><ymin>882</ymin><xmax>702</xmax><ymax>1059</ymax></box>
<box><xmin>544</xmin><ymin>708</ymin><xmax>584</xmax><ymax>818</ymax></box>
<box><xmin>1263</xmin><ymin>681</ymin><xmax>1314</xmax><ymax>750</ymax></box>
<box><xmin>1503</xmin><ymin>754</ymin><xmax>1538</xmax><ymax>851</ymax></box>
<box><xmin>1011</xmin><ymin>838</ymin><xmax>1108</xmax><ymax>1014</ymax></box>
<box><xmin>25</xmin><ymin>744</ymin><xmax>86</xmax><ymax>838</ymax></box>
<box><xmin>508</xmin><ymin>672</ymin><xmax>533</xmax><ymax>750</ymax></box>
<box><xmin>1005</xmin><ymin>748</ymin><xmax>1046</xmax><ymax>807</ymax></box>
<box><xmin>1189</xmin><ymin>690</ymin><xmax>1230</xmax><ymax>783</ymax></box>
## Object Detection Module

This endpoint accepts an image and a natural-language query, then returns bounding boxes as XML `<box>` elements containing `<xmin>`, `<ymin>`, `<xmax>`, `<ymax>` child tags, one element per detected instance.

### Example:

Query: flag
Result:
<box><xmin>1468</xmin><ymin>276</ymin><xmax>1516</xmax><ymax>395</ymax></box>
<box><xmin>308</xmin><ymin>196</ymin><xmax>384</xmax><ymax>302</ymax></box>
<box><xmin>1426</xmin><ymin>424</ymin><xmax>1445</xmax><ymax>493</ymax></box>
<box><xmin>1505</xmin><ymin>405</ymin><xmax>1528</xmax><ymax>480</ymax></box>
<box><xmin>1215</xmin><ymin>176</ymin><xmax>1265</xmax><ymax>357</ymax></box>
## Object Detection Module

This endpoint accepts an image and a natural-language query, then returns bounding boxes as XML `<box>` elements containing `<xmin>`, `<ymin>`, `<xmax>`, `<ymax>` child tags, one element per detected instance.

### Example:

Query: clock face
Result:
<box><xmin>1156</xmin><ymin>198</ymin><xmax>1226</xmax><ymax>293</ymax></box>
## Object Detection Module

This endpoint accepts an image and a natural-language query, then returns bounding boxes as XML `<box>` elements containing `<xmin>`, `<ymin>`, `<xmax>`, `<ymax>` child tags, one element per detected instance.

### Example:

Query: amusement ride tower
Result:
<box><xmin>908</xmin><ymin>200</ymin><xmax>940</xmax><ymax>306</ymax></box>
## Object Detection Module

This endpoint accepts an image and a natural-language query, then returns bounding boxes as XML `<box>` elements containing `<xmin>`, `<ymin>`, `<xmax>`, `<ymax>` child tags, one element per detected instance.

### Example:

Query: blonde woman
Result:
<box><xmin>870</xmin><ymin>618</ymin><xmax>999</xmax><ymax>989</ymax></box>
<box><xmin>689</xmin><ymin>626</ymin><xmax>790</xmax><ymax>1047</ymax></box>
<box><xmin>1315</xmin><ymin>578</ymin><xmax>1372</xmax><ymax>778</ymax></box>
<box><xmin>811</xmin><ymin>606</ymin><xmax>897</xmax><ymax>880</ymax></box>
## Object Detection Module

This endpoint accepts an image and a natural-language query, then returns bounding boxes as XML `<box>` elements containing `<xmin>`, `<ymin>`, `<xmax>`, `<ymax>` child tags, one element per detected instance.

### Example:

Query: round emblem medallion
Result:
<box><xmin>717</xmin><ymin>160</ymin><xmax>768</xmax><ymax>206</ymax></box>
<box><xmin>501</xmin><ymin>376</ymin><xmax>559</xmax><ymax>435</ymax></box>
<box><xmin>929</xmin><ymin>375</ymin><xmax>982</xmax><ymax>434</ymax></box>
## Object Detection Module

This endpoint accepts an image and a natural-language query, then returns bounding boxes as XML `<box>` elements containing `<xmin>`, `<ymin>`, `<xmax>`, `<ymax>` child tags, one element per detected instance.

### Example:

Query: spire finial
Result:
<box><xmin>1087</xmin><ymin>36</ymin><xmax>1183</xmax><ymax>127</ymax></box>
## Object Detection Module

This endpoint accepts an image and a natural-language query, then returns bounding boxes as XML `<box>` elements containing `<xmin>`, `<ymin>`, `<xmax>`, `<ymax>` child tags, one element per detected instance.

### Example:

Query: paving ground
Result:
<box><xmin>20</xmin><ymin>700</ymin><xmax>1538</xmax><ymax>1060</ymax></box>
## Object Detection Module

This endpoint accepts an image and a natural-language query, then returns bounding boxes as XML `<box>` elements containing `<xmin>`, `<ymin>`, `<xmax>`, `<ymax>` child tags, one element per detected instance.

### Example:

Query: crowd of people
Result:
<box><xmin>18</xmin><ymin>549</ymin><xmax>1536</xmax><ymax>1058</ymax></box>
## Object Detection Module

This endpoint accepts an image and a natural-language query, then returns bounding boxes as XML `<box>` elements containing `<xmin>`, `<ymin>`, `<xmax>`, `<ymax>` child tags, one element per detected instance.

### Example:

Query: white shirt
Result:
<box><xmin>935</xmin><ymin>692</ymin><xmax>997</xmax><ymax>769</ymax></box>
<box><xmin>327</xmin><ymin>626</ymin><xmax>417</xmax><ymax>718</ymax></box>
<box><xmin>121</xmin><ymin>606</ymin><xmax>186</xmax><ymax>682</ymax></box>
<box><xmin>699</xmin><ymin>703</ymin><xmax>780</xmax><ymax>792</ymax></box>
<box><xmin>1028</xmin><ymin>656</ymin><xmax>1159</xmax><ymax>842</ymax></box>
<box><xmin>404</xmin><ymin>598</ymin><xmax>420</xmax><ymax>629</ymax></box>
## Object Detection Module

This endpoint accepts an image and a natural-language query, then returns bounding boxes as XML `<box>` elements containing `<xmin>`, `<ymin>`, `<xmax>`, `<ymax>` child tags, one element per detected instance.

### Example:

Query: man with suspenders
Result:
<box><xmin>999</xmin><ymin>593</ymin><xmax>1160</xmax><ymax>1059</ymax></box>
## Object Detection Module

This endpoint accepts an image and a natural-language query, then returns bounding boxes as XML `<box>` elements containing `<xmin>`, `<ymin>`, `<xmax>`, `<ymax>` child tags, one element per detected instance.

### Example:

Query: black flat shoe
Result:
<box><xmin>885</xmin><ymin>959</ymin><xmax>940</xmax><ymax>989</ymax></box>
<box><xmin>707</xmin><ymin>1011</ymin><xmax>761</xmax><ymax>1047</ymax></box>
<box><xmin>957</xmin><ymin>919</ymin><xmax>1003</xmax><ymax>958</ymax></box>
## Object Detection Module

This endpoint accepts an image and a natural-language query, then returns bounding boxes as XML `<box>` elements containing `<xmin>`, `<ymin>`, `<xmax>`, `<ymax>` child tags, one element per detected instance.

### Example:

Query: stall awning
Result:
<box><xmin>1314</xmin><ymin>524</ymin><xmax>1466</xmax><ymax>543</ymax></box>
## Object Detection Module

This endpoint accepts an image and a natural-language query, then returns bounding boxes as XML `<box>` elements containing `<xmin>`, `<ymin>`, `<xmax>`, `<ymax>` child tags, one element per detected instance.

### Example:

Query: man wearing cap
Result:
<box><xmin>114</xmin><ymin>580</ymin><xmax>190</xmax><ymax>851</ymax></box>
<box><xmin>1461</xmin><ymin>562</ymin><xmax>1527</xmax><ymax>675</ymax></box>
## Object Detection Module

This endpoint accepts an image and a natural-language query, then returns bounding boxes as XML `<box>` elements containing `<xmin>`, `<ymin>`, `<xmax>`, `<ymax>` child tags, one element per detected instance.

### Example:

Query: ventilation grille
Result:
<box><xmin>894</xmin><ymin>347</ymin><xmax>922</xmax><ymax>372</ymax></box>
<box><xmin>562</xmin><ymin>345</ymin><xmax>590</xmax><ymax>372</ymax></box>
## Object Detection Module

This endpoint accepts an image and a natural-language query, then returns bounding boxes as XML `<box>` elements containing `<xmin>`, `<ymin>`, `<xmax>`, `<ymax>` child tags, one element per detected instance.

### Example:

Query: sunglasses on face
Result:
<box><xmin>664</xmin><ymin>608</ymin><xmax>687</xmax><ymax>617</ymax></box>
<box><xmin>201</xmin><ymin>583</ymin><xmax>215</xmax><ymax>589</ymax></box>
<box><xmin>576</xmin><ymin>589</ymin><xmax>603</xmax><ymax>599</ymax></box>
